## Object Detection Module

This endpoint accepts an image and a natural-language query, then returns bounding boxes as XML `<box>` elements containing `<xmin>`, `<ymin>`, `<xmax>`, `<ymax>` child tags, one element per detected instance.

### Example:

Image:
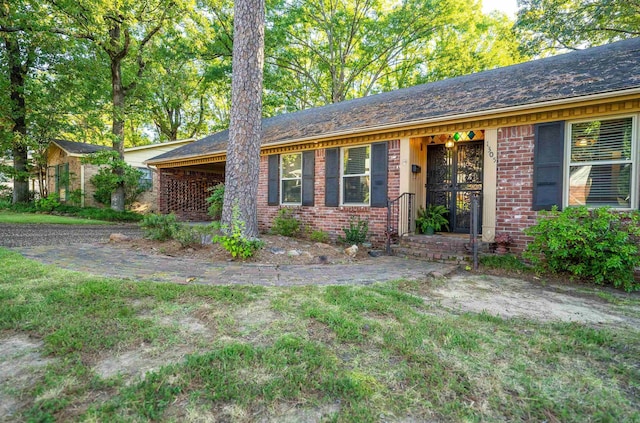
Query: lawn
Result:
<box><xmin>0</xmin><ymin>211</ymin><xmax>113</xmax><ymax>225</ymax></box>
<box><xmin>0</xmin><ymin>247</ymin><xmax>638</xmax><ymax>422</ymax></box>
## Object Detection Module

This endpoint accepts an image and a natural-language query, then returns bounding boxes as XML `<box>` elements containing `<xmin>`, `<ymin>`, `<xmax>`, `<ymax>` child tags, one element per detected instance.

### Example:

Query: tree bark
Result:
<box><xmin>221</xmin><ymin>0</ymin><xmax>265</xmax><ymax>238</ymax></box>
<box><xmin>4</xmin><ymin>31</ymin><xmax>29</xmax><ymax>203</ymax></box>
<box><xmin>109</xmin><ymin>24</ymin><xmax>126</xmax><ymax>211</ymax></box>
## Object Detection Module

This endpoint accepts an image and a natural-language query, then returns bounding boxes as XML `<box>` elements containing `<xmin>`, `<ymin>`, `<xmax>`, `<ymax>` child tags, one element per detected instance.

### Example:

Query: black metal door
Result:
<box><xmin>426</xmin><ymin>141</ymin><xmax>483</xmax><ymax>233</ymax></box>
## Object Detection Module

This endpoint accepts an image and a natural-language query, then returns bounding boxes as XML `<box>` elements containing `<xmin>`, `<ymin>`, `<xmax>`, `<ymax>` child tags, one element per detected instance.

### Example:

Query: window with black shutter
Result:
<box><xmin>533</xmin><ymin>121</ymin><xmax>565</xmax><ymax>211</ymax></box>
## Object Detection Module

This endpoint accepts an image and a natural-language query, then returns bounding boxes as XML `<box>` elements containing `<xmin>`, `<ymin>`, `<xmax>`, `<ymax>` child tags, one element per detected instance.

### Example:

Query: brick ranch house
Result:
<box><xmin>147</xmin><ymin>38</ymin><xmax>640</xmax><ymax>252</ymax></box>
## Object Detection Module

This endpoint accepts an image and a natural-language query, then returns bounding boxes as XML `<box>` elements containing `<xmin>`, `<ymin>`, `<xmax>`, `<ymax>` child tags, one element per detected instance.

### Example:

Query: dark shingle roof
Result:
<box><xmin>149</xmin><ymin>37</ymin><xmax>640</xmax><ymax>164</ymax></box>
<box><xmin>52</xmin><ymin>139</ymin><xmax>110</xmax><ymax>155</ymax></box>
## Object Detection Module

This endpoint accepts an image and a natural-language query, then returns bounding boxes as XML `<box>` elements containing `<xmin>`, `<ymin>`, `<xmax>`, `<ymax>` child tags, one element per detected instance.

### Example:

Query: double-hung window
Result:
<box><xmin>566</xmin><ymin>116</ymin><xmax>636</xmax><ymax>209</ymax></box>
<box><xmin>281</xmin><ymin>153</ymin><xmax>302</xmax><ymax>204</ymax></box>
<box><xmin>138</xmin><ymin>167</ymin><xmax>153</xmax><ymax>191</ymax></box>
<box><xmin>342</xmin><ymin>145</ymin><xmax>370</xmax><ymax>205</ymax></box>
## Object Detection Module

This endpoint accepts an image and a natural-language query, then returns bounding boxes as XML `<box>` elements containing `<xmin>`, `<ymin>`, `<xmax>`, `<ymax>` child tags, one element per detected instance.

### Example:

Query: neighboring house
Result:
<box><xmin>147</xmin><ymin>38</ymin><xmax>640</xmax><ymax>251</ymax></box>
<box><xmin>46</xmin><ymin>139</ymin><xmax>109</xmax><ymax>207</ymax></box>
<box><xmin>1</xmin><ymin>156</ymin><xmax>42</xmax><ymax>199</ymax></box>
<box><xmin>124</xmin><ymin>139</ymin><xmax>194</xmax><ymax>213</ymax></box>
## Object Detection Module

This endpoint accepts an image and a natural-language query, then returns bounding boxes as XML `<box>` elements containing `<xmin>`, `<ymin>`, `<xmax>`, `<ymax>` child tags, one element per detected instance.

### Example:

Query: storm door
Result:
<box><xmin>426</xmin><ymin>141</ymin><xmax>483</xmax><ymax>233</ymax></box>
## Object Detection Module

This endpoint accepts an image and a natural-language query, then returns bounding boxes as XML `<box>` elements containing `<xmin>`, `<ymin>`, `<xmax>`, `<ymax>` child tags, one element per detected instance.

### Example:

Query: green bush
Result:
<box><xmin>172</xmin><ymin>226</ymin><xmax>202</xmax><ymax>248</ymax></box>
<box><xmin>206</xmin><ymin>183</ymin><xmax>225</xmax><ymax>220</ymax></box>
<box><xmin>215</xmin><ymin>205</ymin><xmax>263</xmax><ymax>259</ymax></box>
<box><xmin>271</xmin><ymin>208</ymin><xmax>301</xmax><ymax>237</ymax></box>
<box><xmin>35</xmin><ymin>193</ymin><xmax>61</xmax><ymax>212</ymax></box>
<box><xmin>0</xmin><ymin>186</ymin><xmax>12</xmax><ymax>204</ymax></box>
<box><xmin>67</xmin><ymin>189</ymin><xmax>84</xmax><ymax>207</ymax></box>
<box><xmin>309</xmin><ymin>229</ymin><xmax>330</xmax><ymax>243</ymax></box>
<box><xmin>3</xmin><ymin>201</ymin><xmax>37</xmax><ymax>213</ymax></box>
<box><xmin>140</xmin><ymin>213</ymin><xmax>181</xmax><ymax>241</ymax></box>
<box><xmin>338</xmin><ymin>216</ymin><xmax>369</xmax><ymax>245</ymax></box>
<box><xmin>71</xmin><ymin>207</ymin><xmax>142</xmax><ymax>222</ymax></box>
<box><xmin>523</xmin><ymin>206</ymin><xmax>640</xmax><ymax>291</ymax></box>
<box><xmin>86</xmin><ymin>151</ymin><xmax>144</xmax><ymax>207</ymax></box>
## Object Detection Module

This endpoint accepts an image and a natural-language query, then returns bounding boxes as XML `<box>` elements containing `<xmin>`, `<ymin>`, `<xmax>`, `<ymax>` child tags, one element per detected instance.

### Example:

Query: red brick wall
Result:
<box><xmin>496</xmin><ymin>125</ymin><xmax>539</xmax><ymax>252</ymax></box>
<box><xmin>159</xmin><ymin>169</ymin><xmax>224</xmax><ymax>221</ymax></box>
<box><xmin>257</xmin><ymin>140</ymin><xmax>401</xmax><ymax>246</ymax></box>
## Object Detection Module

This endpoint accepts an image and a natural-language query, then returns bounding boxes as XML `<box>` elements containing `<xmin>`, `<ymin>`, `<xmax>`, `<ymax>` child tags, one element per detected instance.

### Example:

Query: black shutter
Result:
<box><xmin>54</xmin><ymin>165</ymin><xmax>59</xmax><ymax>193</ymax></box>
<box><xmin>370</xmin><ymin>142</ymin><xmax>388</xmax><ymax>207</ymax></box>
<box><xmin>64</xmin><ymin>163</ymin><xmax>69</xmax><ymax>192</ymax></box>
<box><xmin>268</xmin><ymin>154</ymin><xmax>279</xmax><ymax>206</ymax></box>
<box><xmin>533</xmin><ymin>121</ymin><xmax>565</xmax><ymax>211</ymax></box>
<box><xmin>302</xmin><ymin>150</ymin><xmax>315</xmax><ymax>206</ymax></box>
<box><xmin>325</xmin><ymin>148</ymin><xmax>339</xmax><ymax>207</ymax></box>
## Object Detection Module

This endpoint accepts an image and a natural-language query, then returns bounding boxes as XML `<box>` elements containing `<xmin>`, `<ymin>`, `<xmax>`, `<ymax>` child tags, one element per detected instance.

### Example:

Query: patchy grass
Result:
<box><xmin>0</xmin><ymin>211</ymin><xmax>114</xmax><ymax>225</ymax></box>
<box><xmin>480</xmin><ymin>253</ymin><xmax>530</xmax><ymax>272</ymax></box>
<box><xmin>0</xmin><ymin>247</ymin><xmax>638</xmax><ymax>422</ymax></box>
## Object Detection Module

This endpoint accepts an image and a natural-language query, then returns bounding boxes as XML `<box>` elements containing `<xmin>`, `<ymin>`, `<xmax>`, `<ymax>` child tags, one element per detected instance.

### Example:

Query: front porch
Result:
<box><xmin>391</xmin><ymin>232</ymin><xmax>490</xmax><ymax>264</ymax></box>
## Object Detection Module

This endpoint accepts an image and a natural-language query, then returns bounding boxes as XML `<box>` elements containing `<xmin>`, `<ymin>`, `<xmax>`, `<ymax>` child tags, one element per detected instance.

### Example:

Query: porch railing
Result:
<box><xmin>386</xmin><ymin>192</ymin><xmax>416</xmax><ymax>254</ymax></box>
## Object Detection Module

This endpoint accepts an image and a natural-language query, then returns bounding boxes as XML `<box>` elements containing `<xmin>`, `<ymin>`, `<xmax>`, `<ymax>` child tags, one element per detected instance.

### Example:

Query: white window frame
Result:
<box><xmin>563</xmin><ymin>114</ymin><xmax>638</xmax><ymax>210</ymax></box>
<box><xmin>138</xmin><ymin>167</ymin><xmax>153</xmax><ymax>191</ymax></box>
<box><xmin>280</xmin><ymin>152</ymin><xmax>303</xmax><ymax>205</ymax></box>
<box><xmin>340</xmin><ymin>144</ymin><xmax>371</xmax><ymax>206</ymax></box>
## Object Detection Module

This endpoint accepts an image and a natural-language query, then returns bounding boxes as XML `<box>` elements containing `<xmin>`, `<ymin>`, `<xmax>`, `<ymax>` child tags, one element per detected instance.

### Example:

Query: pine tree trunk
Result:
<box><xmin>109</xmin><ymin>26</ymin><xmax>126</xmax><ymax>212</ymax></box>
<box><xmin>221</xmin><ymin>0</ymin><xmax>265</xmax><ymax>238</ymax></box>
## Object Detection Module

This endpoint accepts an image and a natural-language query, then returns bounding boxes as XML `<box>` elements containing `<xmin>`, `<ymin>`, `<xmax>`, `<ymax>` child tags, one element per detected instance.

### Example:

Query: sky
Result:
<box><xmin>482</xmin><ymin>0</ymin><xmax>519</xmax><ymax>18</ymax></box>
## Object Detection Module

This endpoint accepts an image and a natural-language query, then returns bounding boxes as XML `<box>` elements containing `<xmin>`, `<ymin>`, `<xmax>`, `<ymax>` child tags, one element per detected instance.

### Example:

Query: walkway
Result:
<box><xmin>14</xmin><ymin>243</ymin><xmax>455</xmax><ymax>286</ymax></box>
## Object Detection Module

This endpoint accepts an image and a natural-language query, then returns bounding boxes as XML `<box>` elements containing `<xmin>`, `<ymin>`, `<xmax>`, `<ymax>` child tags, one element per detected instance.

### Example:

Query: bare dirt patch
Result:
<box><xmin>0</xmin><ymin>334</ymin><xmax>54</xmax><ymax>421</ymax></box>
<box><xmin>93</xmin><ymin>309</ymin><xmax>220</xmax><ymax>384</ymax></box>
<box><xmin>428</xmin><ymin>272</ymin><xmax>640</xmax><ymax>328</ymax></box>
<box><xmin>111</xmin><ymin>234</ymin><xmax>375</xmax><ymax>266</ymax></box>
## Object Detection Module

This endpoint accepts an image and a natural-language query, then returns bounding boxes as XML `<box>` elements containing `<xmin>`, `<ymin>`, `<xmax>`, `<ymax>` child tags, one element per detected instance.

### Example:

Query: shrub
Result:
<box><xmin>214</xmin><ymin>205</ymin><xmax>263</xmax><ymax>259</ymax></box>
<box><xmin>172</xmin><ymin>226</ymin><xmax>201</xmax><ymax>248</ymax></box>
<box><xmin>0</xmin><ymin>186</ymin><xmax>12</xmax><ymax>204</ymax></box>
<box><xmin>523</xmin><ymin>206</ymin><xmax>640</xmax><ymax>291</ymax></box>
<box><xmin>86</xmin><ymin>151</ymin><xmax>144</xmax><ymax>207</ymax></box>
<box><xmin>338</xmin><ymin>216</ymin><xmax>369</xmax><ymax>245</ymax></box>
<box><xmin>67</xmin><ymin>189</ymin><xmax>84</xmax><ymax>207</ymax></box>
<box><xmin>140</xmin><ymin>213</ymin><xmax>180</xmax><ymax>241</ymax></box>
<box><xmin>71</xmin><ymin>207</ymin><xmax>142</xmax><ymax>222</ymax></box>
<box><xmin>271</xmin><ymin>208</ymin><xmax>300</xmax><ymax>237</ymax></box>
<box><xmin>35</xmin><ymin>193</ymin><xmax>61</xmax><ymax>212</ymax></box>
<box><xmin>206</xmin><ymin>183</ymin><xmax>225</xmax><ymax>220</ymax></box>
<box><xmin>310</xmin><ymin>230</ymin><xmax>330</xmax><ymax>243</ymax></box>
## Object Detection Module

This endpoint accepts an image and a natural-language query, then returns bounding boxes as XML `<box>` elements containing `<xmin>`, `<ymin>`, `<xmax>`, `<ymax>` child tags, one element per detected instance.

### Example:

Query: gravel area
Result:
<box><xmin>0</xmin><ymin>223</ymin><xmax>143</xmax><ymax>247</ymax></box>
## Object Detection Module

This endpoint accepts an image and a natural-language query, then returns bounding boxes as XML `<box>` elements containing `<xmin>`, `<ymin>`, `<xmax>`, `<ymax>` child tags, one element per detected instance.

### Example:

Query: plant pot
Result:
<box><xmin>424</xmin><ymin>226</ymin><xmax>435</xmax><ymax>235</ymax></box>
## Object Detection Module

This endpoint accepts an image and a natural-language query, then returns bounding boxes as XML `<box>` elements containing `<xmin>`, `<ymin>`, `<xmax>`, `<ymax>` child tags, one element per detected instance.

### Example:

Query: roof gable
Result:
<box><xmin>51</xmin><ymin>139</ymin><xmax>110</xmax><ymax>156</ymax></box>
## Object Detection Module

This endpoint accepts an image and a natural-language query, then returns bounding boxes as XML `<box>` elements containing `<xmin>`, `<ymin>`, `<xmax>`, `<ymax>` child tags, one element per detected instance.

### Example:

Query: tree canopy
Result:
<box><xmin>1</xmin><ymin>0</ymin><xmax>529</xmax><ymax>205</ymax></box>
<box><xmin>516</xmin><ymin>0</ymin><xmax>640</xmax><ymax>55</ymax></box>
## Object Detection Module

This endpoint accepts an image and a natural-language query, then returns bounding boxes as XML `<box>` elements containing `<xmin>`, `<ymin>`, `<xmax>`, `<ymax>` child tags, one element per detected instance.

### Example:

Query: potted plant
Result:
<box><xmin>494</xmin><ymin>232</ymin><xmax>513</xmax><ymax>255</ymax></box>
<box><xmin>416</xmin><ymin>204</ymin><xmax>450</xmax><ymax>235</ymax></box>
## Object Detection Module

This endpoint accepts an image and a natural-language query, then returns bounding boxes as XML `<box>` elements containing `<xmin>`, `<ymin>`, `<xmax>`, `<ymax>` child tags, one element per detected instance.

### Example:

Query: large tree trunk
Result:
<box><xmin>221</xmin><ymin>0</ymin><xmax>265</xmax><ymax>238</ymax></box>
<box><xmin>109</xmin><ymin>26</ymin><xmax>126</xmax><ymax>212</ymax></box>
<box><xmin>5</xmin><ymin>32</ymin><xmax>29</xmax><ymax>203</ymax></box>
